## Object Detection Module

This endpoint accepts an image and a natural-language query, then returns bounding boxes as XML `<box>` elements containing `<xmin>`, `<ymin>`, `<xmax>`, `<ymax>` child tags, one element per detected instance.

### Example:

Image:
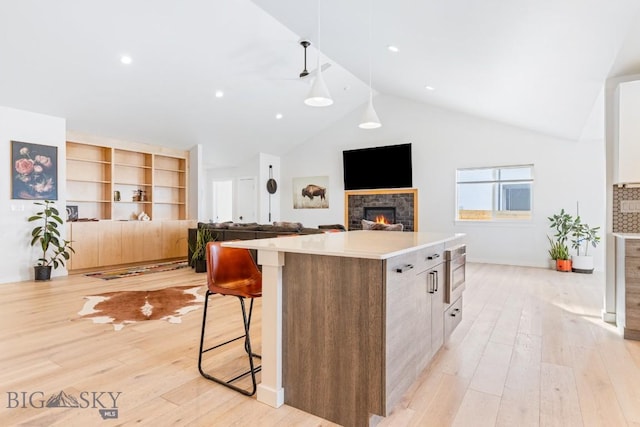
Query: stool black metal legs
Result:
<box><xmin>198</xmin><ymin>290</ymin><xmax>262</xmax><ymax>396</ymax></box>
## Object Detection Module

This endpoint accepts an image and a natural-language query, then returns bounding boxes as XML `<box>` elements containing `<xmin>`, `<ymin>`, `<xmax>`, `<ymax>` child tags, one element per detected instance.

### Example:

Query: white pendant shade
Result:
<box><xmin>359</xmin><ymin>98</ymin><xmax>381</xmax><ymax>129</ymax></box>
<box><xmin>304</xmin><ymin>68</ymin><xmax>333</xmax><ymax>107</ymax></box>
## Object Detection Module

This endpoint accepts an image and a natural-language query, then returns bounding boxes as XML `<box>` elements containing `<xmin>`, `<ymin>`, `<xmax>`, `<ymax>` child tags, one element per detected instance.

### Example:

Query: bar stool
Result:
<box><xmin>198</xmin><ymin>241</ymin><xmax>262</xmax><ymax>396</ymax></box>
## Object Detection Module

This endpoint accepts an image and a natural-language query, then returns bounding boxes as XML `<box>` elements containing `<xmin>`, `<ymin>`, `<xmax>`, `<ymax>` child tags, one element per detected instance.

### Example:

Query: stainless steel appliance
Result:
<box><xmin>444</xmin><ymin>244</ymin><xmax>466</xmax><ymax>304</ymax></box>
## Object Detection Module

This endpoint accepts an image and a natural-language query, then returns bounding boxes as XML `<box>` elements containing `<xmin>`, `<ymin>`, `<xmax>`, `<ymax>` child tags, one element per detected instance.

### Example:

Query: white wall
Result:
<box><xmin>188</xmin><ymin>144</ymin><xmax>203</xmax><ymax>220</ymax></box>
<box><xmin>281</xmin><ymin>95</ymin><xmax>606</xmax><ymax>270</ymax></box>
<box><xmin>0</xmin><ymin>106</ymin><xmax>67</xmax><ymax>284</ymax></box>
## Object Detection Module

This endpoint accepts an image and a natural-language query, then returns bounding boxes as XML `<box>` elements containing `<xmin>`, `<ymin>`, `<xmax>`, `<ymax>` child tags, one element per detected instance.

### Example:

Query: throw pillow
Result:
<box><xmin>361</xmin><ymin>219</ymin><xmax>404</xmax><ymax>231</ymax></box>
<box><xmin>273</xmin><ymin>221</ymin><xmax>303</xmax><ymax>231</ymax></box>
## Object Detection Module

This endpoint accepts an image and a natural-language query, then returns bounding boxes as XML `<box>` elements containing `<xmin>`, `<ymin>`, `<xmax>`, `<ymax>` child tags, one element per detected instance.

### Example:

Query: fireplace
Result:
<box><xmin>344</xmin><ymin>189</ymin><xmax>417</xmax><ymax>231</ymax></box>
<box><xmin>364</xmin><ymin>206</ymin><xmax>396</xmax><ymax>225</ymax></box>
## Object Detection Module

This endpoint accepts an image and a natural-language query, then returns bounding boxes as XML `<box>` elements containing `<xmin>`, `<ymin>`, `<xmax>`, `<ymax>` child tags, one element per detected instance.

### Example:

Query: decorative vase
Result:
<box><xmin>571</xmin><ymin>255</ymin><xmax>594</xmax><ymax>274</ymax></box>
<box><xmin>34</xmin><ymin>265</ymin><xmax>52</xmax><ymax>281</ymax></box>
<box><xmin>556</xmin><ymin>259</ymin><xmax>572</xmax><ymax>272</ymax></box>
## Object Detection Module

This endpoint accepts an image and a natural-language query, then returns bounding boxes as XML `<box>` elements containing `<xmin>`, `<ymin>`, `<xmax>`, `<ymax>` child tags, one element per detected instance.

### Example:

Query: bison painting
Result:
<box><xmin>293</xmin><ymin>176</ymin><xmax>329</xmax><ymax>209</ymax></box>
<box><xmin>301</xmin><ymin>184</ymin><xmax>326</xmax><ymax>201</ymax></box>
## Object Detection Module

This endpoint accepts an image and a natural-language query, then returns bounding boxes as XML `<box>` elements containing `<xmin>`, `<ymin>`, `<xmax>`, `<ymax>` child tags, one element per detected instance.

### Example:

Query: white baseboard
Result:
<box><xmin>601</xmin><ymin>310</ymin><xmax>616</xmax><ymax>323</ymax></box>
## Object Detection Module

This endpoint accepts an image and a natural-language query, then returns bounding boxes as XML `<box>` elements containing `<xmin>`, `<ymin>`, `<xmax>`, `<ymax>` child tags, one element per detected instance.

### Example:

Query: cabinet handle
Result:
<box><xmin>434</xmin><ymin>270</ymin><xmax>439</xmax><ymax>292</ymax></box>
<box><xmin>428</xmin><ymin>271</ymin><xmax>436</xmax><ymax>293</ymax></box>
<box><xmin>427</xmin><ymin>253</ymin><xmax>441</xmax><ymax>260</ymax></box>
<box><xmin>450</xmin><ymin>308</ymin><xmax>460</xmax><ymax>317</ymax></box>
<box><xmin>395</xmin><ymin>264</ymin><xmax>414</xmax><ymax>273</ymax></box>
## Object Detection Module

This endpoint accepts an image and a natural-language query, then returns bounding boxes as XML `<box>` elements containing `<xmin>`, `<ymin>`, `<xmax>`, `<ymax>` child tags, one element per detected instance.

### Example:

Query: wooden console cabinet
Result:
<box><xmin>67</xmin><ymin>220</ymin><xmax>194</xmax><ymax>271</ymax></box>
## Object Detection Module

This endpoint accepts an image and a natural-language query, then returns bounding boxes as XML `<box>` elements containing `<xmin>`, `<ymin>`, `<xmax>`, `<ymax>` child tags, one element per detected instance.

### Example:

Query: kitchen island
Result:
<box><xmin>615</xmin><ymin>233</ymin><xmax>640</xmax><ymax>340</ymax></box>
<box><xmin>223</xmin><ymin>230</ymin><xmax>465</xmax><ymax>426</ymax></box>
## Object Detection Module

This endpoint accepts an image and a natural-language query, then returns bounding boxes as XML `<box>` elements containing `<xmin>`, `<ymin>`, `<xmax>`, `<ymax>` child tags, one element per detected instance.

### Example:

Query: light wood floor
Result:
<box><xmin>1</xmin><ymin>262</ymin><xmax>639</xmax><ymax>426</ymax></box>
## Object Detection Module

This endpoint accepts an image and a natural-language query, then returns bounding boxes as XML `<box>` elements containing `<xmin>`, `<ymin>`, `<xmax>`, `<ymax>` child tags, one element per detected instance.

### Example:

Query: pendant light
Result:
<box><xmin>359</xmin><ymin>0</ymin><xmax>381</xmax><ymax>129</ymax></box>
<box><xmin>304</xmin><ymin>0</ymin><xmax>333</xmax><ymax>107</ymax></box>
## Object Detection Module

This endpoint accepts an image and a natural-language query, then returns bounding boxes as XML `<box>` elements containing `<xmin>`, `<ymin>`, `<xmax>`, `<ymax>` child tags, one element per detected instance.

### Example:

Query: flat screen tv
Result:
<box><xmin>343</xmin><ymin>143</ymin><xmax>412</xmax><ymax>190</ymax></box>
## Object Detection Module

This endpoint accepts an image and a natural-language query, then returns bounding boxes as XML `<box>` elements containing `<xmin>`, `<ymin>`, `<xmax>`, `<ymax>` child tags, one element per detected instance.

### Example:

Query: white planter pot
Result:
<box><xmin>571</xmin><ymin>255</ymin><xmax>594</xmax><ymax>274</ymax></box>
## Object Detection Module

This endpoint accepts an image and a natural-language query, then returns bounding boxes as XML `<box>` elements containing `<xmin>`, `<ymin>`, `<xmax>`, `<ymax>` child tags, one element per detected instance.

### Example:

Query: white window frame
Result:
<box><xmin>455</xmin><ymin>164</ymin><xmax>534</xmax><ymax>222</ymax></box>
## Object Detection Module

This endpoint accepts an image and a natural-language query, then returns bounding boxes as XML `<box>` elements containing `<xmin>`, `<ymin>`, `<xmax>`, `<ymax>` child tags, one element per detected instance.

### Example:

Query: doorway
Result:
<box><xmin>236</xmin><ymin>177</ymin><xmax>257</xmax><ymax>223</ymax></box>
<box><xmin>211</xmin><ymin>180</ymin><xmax>232</xmax><ymax>223</ymax></box>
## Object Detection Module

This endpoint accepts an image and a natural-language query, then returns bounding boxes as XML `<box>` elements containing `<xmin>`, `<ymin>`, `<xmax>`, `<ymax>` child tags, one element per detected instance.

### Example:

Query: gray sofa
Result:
<box><xmin>188</xmin><ymin>221</ymin><xmax>345</xmax><ymax>264</ymax></box>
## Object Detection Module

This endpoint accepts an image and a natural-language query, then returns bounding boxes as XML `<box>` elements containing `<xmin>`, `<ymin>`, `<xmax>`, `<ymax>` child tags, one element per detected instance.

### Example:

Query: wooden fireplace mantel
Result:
<box><xmin>344</xmin><ymin>188</ymin><xmax>418</xmax><ymax>231</ymax></box>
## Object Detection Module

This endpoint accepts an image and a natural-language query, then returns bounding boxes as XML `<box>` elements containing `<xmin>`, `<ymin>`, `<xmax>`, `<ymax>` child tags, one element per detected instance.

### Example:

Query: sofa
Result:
<box><xmin>188</xmin><ymin>221</ymin><xmax>346</xmax><ymax>263</ymax></box>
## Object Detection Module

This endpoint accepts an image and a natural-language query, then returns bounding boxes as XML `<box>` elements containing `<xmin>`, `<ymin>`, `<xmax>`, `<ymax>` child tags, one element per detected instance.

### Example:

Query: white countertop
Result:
<box><xmin>614</xmin><ymin>233</ymin><xmax>640</xmax><ymax>239</ymax></box>
<box><xmin>222</xmin><ymin>230</ymin><xmax>465</xmax><ymax>260</ymax></box>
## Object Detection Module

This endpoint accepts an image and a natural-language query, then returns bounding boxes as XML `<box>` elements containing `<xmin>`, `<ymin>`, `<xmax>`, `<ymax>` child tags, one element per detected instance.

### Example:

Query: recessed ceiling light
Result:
<box><xmin>387</xmin><ymin>45</ymin><xmax>399</xmax><ymax>53</ymax></box>
<box><xmin>425</xmin><ymin>85</ymin><xmax>435</xmax><ymax>91</ymax></box>
<box><xmin>275</xmin><ymin>113</ymin><xmax>283</xmax><ymax>120</ymax></box>
<box><xmin>120</xmin><ymin>55</ymin><xmax>132</xmax><ymax>65</ymax></box>
<box><xmin>215</xmin><ymin>90</ymin><xmax>224</xmax><ymax>98</ymax></box>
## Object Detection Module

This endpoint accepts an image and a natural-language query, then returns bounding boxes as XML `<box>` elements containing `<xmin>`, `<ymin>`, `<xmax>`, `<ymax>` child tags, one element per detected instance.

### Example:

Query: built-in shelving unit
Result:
<box><xmin>65</xmin><ymin>138</ymin><xmax>192</xmax><ymax>271</ymax></box>
<box><xmin>113</xmin><ymin>149</ymin><xmax>153</xmax><ymax>220</ymax></box>
<box><xmin>66</xmin><ymin>142</ymin><xmax>113</xmax><ymax>219</ymax></box>
<box><xmin>65</xmin><ymin>141</ymin><xmax>188</xmax><ymax>221</ymax></box>
<box><xmin>153</xmin><ymin>155</ymin><xmax>187</xmax><ymax>220</ymax></box>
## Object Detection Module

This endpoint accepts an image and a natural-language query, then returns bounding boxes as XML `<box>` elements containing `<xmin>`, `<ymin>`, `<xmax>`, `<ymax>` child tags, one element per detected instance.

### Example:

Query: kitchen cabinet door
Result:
<box><xmin>429</xmin><ymin>262</ymin><xmax>446</xmax><ymax>359</ymax></box>
<box><xmin>616</xmin><ymin>80</ymin><xmax>640</xmax><ymax>183</ymax></box>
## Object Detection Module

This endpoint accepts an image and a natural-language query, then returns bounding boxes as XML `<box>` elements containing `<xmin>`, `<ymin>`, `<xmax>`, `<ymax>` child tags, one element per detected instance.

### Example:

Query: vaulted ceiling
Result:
<box><xmin>1</xmin><ymin>0</ymin><xmax>639</xmax><ymax>168</ymax></box>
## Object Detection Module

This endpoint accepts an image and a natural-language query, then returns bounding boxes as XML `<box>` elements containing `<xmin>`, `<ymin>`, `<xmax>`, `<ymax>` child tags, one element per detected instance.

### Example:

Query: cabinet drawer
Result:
<box><xmin>626</xmin><ymin>240</ymin><xmax>640</xmax><ymax>258</ymax></box>
<box><xmin>386</xmin><ymin>251</ymin><xmax>418</xmax><ymax>282</ymax></box>
<box><xmin>416</xmin><ymin>243</ymin><xmax>445</xmax><ymax>273</ymax></box>
<box><xmin>444</xmin><ymin>296</ymin><xmax>463</xmax><ymax>340</ymax></box>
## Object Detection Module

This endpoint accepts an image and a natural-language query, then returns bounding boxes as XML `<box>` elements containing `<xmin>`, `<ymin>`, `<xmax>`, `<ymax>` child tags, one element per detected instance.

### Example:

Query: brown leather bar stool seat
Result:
<box><xmin>198</xmin><ymin>241</ymin><xmax>262</xmax><ymax>396</ymax></box>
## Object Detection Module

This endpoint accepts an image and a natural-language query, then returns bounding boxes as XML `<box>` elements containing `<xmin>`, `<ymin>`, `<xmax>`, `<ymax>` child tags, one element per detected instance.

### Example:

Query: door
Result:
<box><xmin>211</xmin><ymin>179</ymin><xmax>233</xmax><ymax>223</ymax></box>
<box><xmin>236</xmin><ymin>177</ymin><xmax>257</xmax><ymax>223</ymax></box>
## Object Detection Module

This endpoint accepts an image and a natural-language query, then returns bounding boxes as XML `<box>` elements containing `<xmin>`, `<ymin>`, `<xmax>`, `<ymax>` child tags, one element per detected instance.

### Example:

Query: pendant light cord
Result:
<box><xmin>317</xmin><ymin>0</ymin><xmax>322</xmax><ymax>70</ymax></box>
<box><xmin>368</xmin><ymin>0</ymin><xmax>373</xmax><ymax>101</ymax></box>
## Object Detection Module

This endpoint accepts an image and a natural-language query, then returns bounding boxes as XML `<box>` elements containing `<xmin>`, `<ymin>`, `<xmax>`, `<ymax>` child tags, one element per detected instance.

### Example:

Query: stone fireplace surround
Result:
<box><xmin>344</xmin><ymin>188</ymin><xmax>418</xmax><ymax>231</ymax></box>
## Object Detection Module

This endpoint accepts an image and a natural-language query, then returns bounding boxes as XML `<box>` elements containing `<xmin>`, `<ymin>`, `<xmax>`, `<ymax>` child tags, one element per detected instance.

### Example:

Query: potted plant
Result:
<box><xmin>548</xmin><ymin>208</ymin><xmax>574</xmax><ymax>272</ymax></box>
<box><xmin>28</xmin><ymin>200</ymin><xmax>74</xmax><ymax>281</ymax></box>
<box><xmin>570</xmin><ymin>216</ymin><xmax>600</xmax><ymax>274</ymax></box>
<box><xmin>547</xmin><ymin>235</ymin><xmax>564</xmax><ymax>269</ymax></box>
<box><xmin>190</xmin><ymin>228</ymin><xmax>214</xmax><ymax>273</ymax></box>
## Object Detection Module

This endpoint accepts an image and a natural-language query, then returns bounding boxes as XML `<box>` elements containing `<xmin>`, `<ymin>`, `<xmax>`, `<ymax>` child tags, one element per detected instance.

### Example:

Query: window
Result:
<box><xmin>456</xmin><ymin>165</ymin><xmax>533</xmax><ymax>221</ymax></box>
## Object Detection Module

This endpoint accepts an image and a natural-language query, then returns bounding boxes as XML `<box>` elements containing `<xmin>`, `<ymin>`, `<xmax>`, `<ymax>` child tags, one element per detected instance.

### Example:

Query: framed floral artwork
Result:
<box><xmin>11</xmin><ymin>140</ymin><xmax>58</xmax><ymax>200</ymax></box>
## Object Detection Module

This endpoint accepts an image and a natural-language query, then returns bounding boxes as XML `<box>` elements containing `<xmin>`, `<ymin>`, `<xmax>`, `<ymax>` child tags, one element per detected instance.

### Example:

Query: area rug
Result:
<box><xmin>85</xmin><ymin>260</ymin><xmax>189</xmax><ymax>280</ymax></box>
<box><xmin>78</xmin><ymin>285</ymin><xmax>205</xmax><ymax>331</ymax></box>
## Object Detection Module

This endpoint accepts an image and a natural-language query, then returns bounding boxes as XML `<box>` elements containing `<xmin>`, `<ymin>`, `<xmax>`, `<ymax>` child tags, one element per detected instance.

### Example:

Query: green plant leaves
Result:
<box><xmin>548</xmin><ymin>208</ymin><xmax>600</xmax><ymax>257</ymax></box>
<box><xmin>28</xmin><ymin>200</ymin><xmax>74</xmax><ymax>268</ymax></box>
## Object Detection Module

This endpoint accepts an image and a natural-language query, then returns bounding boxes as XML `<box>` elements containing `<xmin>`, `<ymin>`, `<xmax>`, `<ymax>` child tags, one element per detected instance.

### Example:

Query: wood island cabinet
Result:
<box><xmin>616</xmin><ymin>237</ymin><xmax>640</xmax><ymax>339</ymax></box>
<box><xmin>65</xmin><ymin>138</ymin><xmax>192</xmax><ymax>271</ymax></box>
<box><xmin>281</xmin><ymin>239</ymin><xmax>459</xmax><ymax>426</ymax></box>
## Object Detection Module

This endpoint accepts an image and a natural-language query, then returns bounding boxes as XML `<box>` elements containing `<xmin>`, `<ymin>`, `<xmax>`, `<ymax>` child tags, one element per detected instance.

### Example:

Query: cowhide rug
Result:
<box><xmin>78</xmin><ymin>285</ymin><xmax>205</xmax><ymax>331</ymax></box>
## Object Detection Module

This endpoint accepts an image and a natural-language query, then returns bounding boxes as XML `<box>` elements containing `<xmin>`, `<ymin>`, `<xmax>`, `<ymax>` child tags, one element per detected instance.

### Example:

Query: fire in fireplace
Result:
<box><xmin>364</xmin><ymin>207</ymin><xmax>396</xmax><ymax>225</ymax></box>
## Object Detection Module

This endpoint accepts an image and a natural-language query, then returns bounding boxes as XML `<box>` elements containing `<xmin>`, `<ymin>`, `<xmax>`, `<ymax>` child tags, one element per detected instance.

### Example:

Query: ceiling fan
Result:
<box><xmin>298</xmin><ymin>39</ymin><xmax>331</xmax><ymax>80</ymax></box>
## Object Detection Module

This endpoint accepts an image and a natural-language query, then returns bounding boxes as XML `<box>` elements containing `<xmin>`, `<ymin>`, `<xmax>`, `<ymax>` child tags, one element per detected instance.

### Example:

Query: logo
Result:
<box><xmin>6</xmin><ymin>390</ymin><xmax>121</xmax><ymax>420</ymax></box>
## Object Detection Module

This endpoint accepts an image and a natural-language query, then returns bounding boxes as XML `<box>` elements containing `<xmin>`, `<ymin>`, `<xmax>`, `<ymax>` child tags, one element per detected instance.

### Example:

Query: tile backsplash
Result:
<box><xmin>613</xmin><ymin>186</ymin><xmax>640</xmax><ymax>232</ymax></box>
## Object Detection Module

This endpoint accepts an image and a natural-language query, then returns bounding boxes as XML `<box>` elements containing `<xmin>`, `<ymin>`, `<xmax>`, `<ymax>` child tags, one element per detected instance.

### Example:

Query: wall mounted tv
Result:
<box><xmin>343</xmin><ymin>143</ymin><xmax>412</xmax><ymax>190</ymax></box>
